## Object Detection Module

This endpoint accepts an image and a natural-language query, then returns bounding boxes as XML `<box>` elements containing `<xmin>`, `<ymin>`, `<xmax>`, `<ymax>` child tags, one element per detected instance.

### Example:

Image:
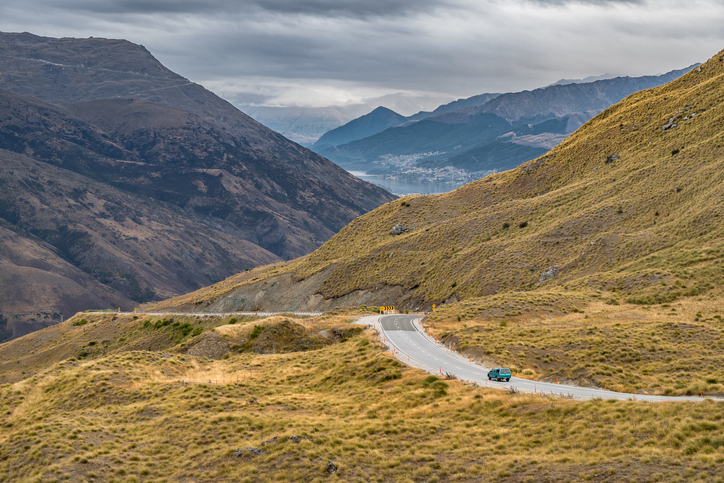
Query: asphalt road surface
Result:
<box><xmin>368</xmin><ymin>314</ymin><xmax>719</xmax><ymax>402</ymax></box>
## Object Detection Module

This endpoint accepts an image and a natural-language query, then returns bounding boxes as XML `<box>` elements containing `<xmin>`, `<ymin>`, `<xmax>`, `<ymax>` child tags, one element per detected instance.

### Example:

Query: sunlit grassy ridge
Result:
<box><xmin>283</xmin><ymin>51</ymin><xmax>724</xmax><ymax>305</ymax></box>
<box><xmin>2</xmin><ymin>326</ymin><xmax>724</xmax><ymax>482</ymax></box>
<box><xmin>159</xmin><ymin>50</ymin><xmax>724</xmax><ymax>313</ymax></box>
<box><xmin>0</xmin><ymin>311</ymin><xmax>365</xmax><ymax>385</ymax></box>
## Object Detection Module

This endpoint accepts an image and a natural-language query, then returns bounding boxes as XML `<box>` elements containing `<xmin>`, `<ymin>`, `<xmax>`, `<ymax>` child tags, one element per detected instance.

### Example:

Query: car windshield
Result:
<box><xmin>501</xmin><ymin>368</ymin><xmax>511</xmax><ymax>374</ymax></box>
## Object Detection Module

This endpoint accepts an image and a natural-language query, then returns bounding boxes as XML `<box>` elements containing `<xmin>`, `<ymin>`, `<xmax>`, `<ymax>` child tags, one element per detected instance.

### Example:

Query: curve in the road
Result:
<box><xmin>368</xmin><ymin>314</ymin><xmax>717</xmax><ymax>403</ymax></box>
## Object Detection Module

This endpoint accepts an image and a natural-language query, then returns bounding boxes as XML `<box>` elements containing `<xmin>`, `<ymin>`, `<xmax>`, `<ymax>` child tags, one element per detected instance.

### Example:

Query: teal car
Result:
<box><xmin>487</xmin><ymin>368</ymin><xmax>511</xmax><ymax>382</ymax></box>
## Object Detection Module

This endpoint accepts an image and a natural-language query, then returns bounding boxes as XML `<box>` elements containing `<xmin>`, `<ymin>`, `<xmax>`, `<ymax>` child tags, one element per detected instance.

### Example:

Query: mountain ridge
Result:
<box><xmin>0</xmin><ymin>32</ymin><xmax>395</xmax><ymax>337</ymax></box>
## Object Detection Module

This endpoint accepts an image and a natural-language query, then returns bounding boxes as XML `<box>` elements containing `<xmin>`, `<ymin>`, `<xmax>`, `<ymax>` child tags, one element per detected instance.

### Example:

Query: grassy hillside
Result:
<box><xmin>162</xmin><ymin>49</ymin><xmax>724</xmax><ymax>309</ymax></box>
<box><xmin>142</xmin><ymin>49</ymin><xmax>724</xmax><ymax>396</ymax></box>
<box><xmin>290</xmin><ymin>51</ymin><xmax>724</xmax><ymax>305</ymax></box>
<box><xmin>3</xmin><ymin>317</ymin><xmax>724</xmax><ymax>482</ymax></box>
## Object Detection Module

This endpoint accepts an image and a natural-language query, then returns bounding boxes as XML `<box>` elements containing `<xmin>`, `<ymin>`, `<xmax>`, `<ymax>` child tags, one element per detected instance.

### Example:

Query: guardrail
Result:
<box><xmin>117</xmin><ymin>311</ymin><xmax>324</xmax><ymax>317</ymax></box>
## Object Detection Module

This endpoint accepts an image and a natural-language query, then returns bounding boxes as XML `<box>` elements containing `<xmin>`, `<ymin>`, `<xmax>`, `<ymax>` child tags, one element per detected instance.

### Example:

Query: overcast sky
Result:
<box><xmin>1</xmin><ymin>0</ymin><xmax>723</xmax><ymax>113</ymax></box>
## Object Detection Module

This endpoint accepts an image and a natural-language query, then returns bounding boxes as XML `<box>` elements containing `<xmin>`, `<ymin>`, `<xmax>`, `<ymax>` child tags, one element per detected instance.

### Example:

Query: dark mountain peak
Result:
<box><xmin>369</xmin><ymin>106</ymin><xmax>401</xmax><ymax>116</ymax></box>
<box><xmin>314</xmin><ymin>105</ymin><xmax>407</xmax><ymax>147</ymax></box>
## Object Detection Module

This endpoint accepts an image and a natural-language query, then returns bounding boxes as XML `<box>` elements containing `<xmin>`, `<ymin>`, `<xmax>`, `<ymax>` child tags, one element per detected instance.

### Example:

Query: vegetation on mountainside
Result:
<box><xmin>291</xmin><ymin>51</ymin><xmax>724</xmax><ymax>305</ymax></box>
<box><xmin>0</xmin><ymin>311</ymin><xmax>364</xmax><ymax>386</ymax></box>
<box><xmin>427</xmin><ymin>295</ymin><xmax>724</xmax><ymax>397</ymax></box>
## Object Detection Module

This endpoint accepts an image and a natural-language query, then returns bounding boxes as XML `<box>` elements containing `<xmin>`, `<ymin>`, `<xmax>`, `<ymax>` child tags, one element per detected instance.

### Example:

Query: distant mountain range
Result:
<box><xmin>312</xmin><ymin>66</ymin><xmax>696</xmax><ymax>181</ymax></box>
<box><xmin>0</xmin><ymin>32</ymin><xmax>394</xmax><ymax>338</ymax></box>
<box><xmin>314</xmin><ymin>93</ymin><xmax>500</xmax><ymax>148</ymax></box>
<box><xmin>240</xmin><ymin>93</ymin><xmax>454</xmax><ymax>146</ymax></box>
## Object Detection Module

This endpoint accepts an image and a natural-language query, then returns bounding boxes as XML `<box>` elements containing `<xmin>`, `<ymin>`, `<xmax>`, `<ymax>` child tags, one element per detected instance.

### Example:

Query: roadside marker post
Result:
<box><xmin>534</xmin><ymin>384</ymin><xmax>536</xmax><ymax>394</ymax></box>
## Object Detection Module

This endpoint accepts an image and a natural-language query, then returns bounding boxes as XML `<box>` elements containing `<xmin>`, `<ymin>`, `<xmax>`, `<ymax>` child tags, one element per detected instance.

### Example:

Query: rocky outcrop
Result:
<box><xmin>538</xmin><ymin>266</ymin><xmax>559</xmax><ymax>284</ymax></box>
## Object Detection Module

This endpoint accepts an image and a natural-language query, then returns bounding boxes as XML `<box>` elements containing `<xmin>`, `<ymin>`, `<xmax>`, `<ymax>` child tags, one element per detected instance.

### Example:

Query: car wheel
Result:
<box><xmin>506</xmin><ymin>378</ymin><xmax>510</xmax><ymax>382</ymax></box>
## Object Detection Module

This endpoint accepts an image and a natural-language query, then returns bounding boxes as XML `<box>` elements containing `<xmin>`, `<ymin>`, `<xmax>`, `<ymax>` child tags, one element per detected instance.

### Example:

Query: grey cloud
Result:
<box><xmin>1</xmin><ymin>0</ymin><xmax>723</xmax><ymax>109</ymax></box>
<box><xmin>29</xmin><ymin>0</ymin><xmax>445</xmax><ymax>18</ymax></box>
<box><xmin>524</xmin><ymin>0</ymin><xmax>644</xmax><ymax>4</ymax></box>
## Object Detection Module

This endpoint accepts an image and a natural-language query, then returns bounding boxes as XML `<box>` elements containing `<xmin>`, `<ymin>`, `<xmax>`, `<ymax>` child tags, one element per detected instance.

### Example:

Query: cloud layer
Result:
<box><xmin>1</xmin><ymin>0</ymin><xmax>722</xmax><ymax>110</ymax></box>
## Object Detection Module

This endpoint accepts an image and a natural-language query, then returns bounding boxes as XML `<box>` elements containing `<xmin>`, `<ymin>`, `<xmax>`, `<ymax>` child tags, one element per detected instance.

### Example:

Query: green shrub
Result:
<box><xmin>177</xmin><ymin>323</ymin><xmax>194</xmax><ymax>337</ymax></box>
<box><xmin>192</xmin><ymin>327</ymin><xmax>203</xmax><ymax>337</ymax></box>
<box><xmin>249</xmin><ymin>325</ymin><xmax>264</xmax><ymax>339</ymax></box>
<box><xmin>72</xmin><ymin>319</ymin><xmax>88</xmax><ymax>326</ymax></box>
<box><xmin>519</xmin><ymin>221</ymin><xmax>528</xmax><ymax>228</ymax></box>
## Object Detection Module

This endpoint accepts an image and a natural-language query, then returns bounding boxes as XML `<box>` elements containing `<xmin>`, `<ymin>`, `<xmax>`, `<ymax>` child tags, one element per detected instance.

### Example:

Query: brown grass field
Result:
<box><xmin>2</xmin><ymin>317</ymin><xmax>724</xmax><ymax>483</ymax></box>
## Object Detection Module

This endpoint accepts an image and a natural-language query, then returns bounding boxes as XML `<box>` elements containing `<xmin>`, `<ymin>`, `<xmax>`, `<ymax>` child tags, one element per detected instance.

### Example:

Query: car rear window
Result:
<box><xmin>501</xmin><ymin>368</ymin><xmax>511</xmax><ymax>374</ymax></box>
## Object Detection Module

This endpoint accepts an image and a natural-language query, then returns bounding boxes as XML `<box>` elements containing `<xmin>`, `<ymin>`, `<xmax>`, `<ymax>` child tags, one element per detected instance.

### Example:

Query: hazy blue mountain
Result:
<box><xmin>315</xmin><ymin>65</ymin><xmax>697</xmax><ymax>178</ymax></box>
<box><xmin>315</xmin><ymin>106</ymin><xmax>408</xmax><ymax>147</ymax></box>
<box><xmin>426</xmin><ymin>92</ymin><xmax>501</xmax><ymax>116</ymax></box>
<box><xmin>314</xmin><ymin>93</ymin><xmax>501</xmax><ymax>148</ymax></box>
<box><xmin>548</xmin><ymin>73</ymin><xmax>616</xmax><ymax>86</ymax></box>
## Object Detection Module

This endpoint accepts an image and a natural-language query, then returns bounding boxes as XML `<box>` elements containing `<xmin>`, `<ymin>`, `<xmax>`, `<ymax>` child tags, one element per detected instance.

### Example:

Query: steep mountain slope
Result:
<box><xmin>148</xmin><ymin>49</ymin><xmax>724</xmax><ymax>314</ymax></box>
<box><xmin>315</xmin><ymin>66</ymin><xmax>695</xmax><ymax>178</ymax></box>
<box><xmin>0</xmin><ymin>33</ymin><xmax>394</xmax><ymax>336</ymax></box>
<box><xmin>315</xmin><ymin>106</ymin><xmax>408</xmax><ymax>147</ymax></box>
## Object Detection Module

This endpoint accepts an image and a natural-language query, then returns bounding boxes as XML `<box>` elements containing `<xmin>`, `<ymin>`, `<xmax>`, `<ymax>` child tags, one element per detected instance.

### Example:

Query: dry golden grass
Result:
<box><xmin>130</xmin><ymin>50</ymin><xmax>724</xmax><ymax>405</ymax></box>
<box><xmin>2</xmin><ymin>326</ymin><xmax>724</xmax><ymax>482</ymax></box>
<box><xmin>426</xmin><ymin>295</ymin><xmax>724</xmax><ymax>396</ymax></box>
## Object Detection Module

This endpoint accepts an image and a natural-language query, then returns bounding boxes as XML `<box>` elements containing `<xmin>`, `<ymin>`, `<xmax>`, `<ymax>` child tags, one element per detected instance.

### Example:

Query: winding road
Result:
<box><xmin>361</xmin><ymin>314</ymin><xmax>718</xmax><ymax>402</ymax></box>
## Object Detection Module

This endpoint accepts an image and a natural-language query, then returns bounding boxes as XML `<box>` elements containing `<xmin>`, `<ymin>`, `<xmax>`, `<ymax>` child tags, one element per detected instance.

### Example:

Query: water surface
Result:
<box><xmin>348</xmin><ymin>171</ymin><xmax>466</xmax><ymax>196</ymax></box>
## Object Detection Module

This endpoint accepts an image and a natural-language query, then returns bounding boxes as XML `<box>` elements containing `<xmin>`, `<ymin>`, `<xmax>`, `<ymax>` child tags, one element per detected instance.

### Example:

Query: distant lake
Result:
<box><xmin>348</xmin><ymin>171</ymin><xmax>466</xmax><ymax>196</ymax></box>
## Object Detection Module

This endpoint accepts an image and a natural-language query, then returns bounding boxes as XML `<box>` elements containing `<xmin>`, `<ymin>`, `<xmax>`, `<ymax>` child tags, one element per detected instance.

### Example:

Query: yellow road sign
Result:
<box><xmin>379</xmin><ymin>306</ymin><xmax>395</xmax><ymax>311</ymax></box>
<box><xmin>432</xmin><ymin>304</ymin><xmax>437</xmax><ymax>311</ymax></box>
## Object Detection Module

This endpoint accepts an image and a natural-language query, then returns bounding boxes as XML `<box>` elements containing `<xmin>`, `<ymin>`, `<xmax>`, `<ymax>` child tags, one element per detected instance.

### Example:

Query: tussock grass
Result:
<box><xmin>427</xmin><ymin>297</ymin><xmax>724</xmax><ymax>396</ymax></box>
<box><xmin>2</xmin><ymin>326</ymin><xmax>724</xmax><ymax>482</ymax></box>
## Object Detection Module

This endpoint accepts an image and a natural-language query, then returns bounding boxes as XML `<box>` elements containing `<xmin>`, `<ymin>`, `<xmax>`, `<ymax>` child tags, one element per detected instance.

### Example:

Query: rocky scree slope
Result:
<box><xmin>147</xmin><ymin>50</ymin><xmax>724</xmax><ymax>313</ymax></box>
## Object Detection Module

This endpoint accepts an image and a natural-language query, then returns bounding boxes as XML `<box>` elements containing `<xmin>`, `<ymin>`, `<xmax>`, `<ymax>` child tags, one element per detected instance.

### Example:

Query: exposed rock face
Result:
<box><xmin>391</xmin><ymin>224</ymin><xmax>408</xmax><ymax>235</ymax></box>
<box><xmin>605</xmin><ymin>154</ymin><xmax>620</xmax><ymax>164</ymax></box>
<box><xmin>538</xmin><ymin>266</ymin><xmax>559</xmax><ymax>284</ymax></box>
<box><xmin>662</xmin><ymin>117</ymin><xmax>678</xmax><ymax>131</ymax></box>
